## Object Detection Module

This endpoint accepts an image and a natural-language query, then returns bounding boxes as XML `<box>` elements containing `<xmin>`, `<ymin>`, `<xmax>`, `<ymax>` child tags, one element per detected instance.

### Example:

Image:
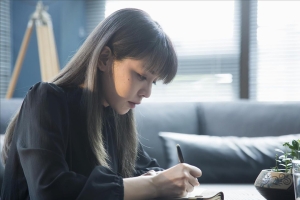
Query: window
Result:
<box><xmin>249</xmin><ymin>1</ymin><xmax>300</xmax><ymax>101</ymax></box>
<box><xmin>85</xmin><ymin>0</ymin><xmax>106</xmax><ymax>35</ymax></box>
<box><xmin>0</xmin><ymin>0</ymin><xmax>11</xmax><ymax>98</ymax></box>
<box><xmin>105</xmin><ymin>1</ymin><xmax>241</xmax><ymax>102</ymax></box>
<box><xmin>86</xmin><ymin>1</ymin><xmax>300</xmax><ymax>102</ymax></box>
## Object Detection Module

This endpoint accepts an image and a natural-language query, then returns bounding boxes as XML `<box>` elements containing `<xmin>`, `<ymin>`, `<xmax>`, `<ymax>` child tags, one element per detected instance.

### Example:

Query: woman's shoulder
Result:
<box><xmin>23</xmin><ymin>82</ymin><xmax>69</xmax><ymax>107</ymax></box>
<box><xmin>26</xmin><ymin>82</ymin><xmax>83</xmax><ymax>106</ymax></box>
<box><xmin>28</xmin><ymin>82</ymin><xmax>65</xmax><ymax>97</ymax></box>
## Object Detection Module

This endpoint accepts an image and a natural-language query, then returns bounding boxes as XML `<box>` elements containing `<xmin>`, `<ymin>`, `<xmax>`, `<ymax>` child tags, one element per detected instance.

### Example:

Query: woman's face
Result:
<box><xmin>101</xmin><ymin>58</ymin><xmax>158</xmax><ymax>115</ymax></box>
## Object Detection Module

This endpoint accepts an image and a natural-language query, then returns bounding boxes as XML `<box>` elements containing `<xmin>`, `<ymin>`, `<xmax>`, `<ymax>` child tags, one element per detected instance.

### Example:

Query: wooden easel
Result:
<box><xmin>6</xmin><ymin>1</ymin><xmax>60</xmax><ymax>98</ymax></box>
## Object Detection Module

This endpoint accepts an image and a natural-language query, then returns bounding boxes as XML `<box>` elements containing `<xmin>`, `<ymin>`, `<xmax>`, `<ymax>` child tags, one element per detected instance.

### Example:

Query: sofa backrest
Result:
<box><xmin>135</xmin><ymin>102</ymin><xmax>200</xmax><ymax>168</ymax></box>
<box><xmin>0</xmin><ymin>98</ymin><xmax>23</xmax><ymax>135</ymax></box>
<box><xmin>198</xmin><ymin>101</ymin><xmax>300</xmax><ymax>137</ymax></box>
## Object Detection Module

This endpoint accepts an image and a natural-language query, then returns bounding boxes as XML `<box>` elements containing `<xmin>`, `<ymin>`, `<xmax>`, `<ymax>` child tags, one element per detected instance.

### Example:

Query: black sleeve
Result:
<box><xmin>16</xmin><ymin>82</ymin><xmax>123</xmax><ymax>200</ymax></box>
<box><xmin>134</xmin><ymin>142</ymin><xmax>164</xmax><ymax>176</ymax></box>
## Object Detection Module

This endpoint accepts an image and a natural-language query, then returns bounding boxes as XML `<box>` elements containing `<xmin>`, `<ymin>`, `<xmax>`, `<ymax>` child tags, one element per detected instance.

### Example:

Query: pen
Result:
<box><xmin>176</xmin><ymin>144</ymin><xmax>185</xmax><ymax>163</ymax></box>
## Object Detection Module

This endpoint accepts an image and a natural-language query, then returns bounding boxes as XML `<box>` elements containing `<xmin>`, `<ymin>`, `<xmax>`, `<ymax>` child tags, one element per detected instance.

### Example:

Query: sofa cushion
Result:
<box><xmin>159</xmin><ymin>132</ymin><xmax>300</xmax><ymax>183</ymax></box>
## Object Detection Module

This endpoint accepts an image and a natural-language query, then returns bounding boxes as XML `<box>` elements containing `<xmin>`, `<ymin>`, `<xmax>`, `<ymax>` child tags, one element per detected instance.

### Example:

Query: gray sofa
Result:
<box><xmin>135</xmin><ymin>101</ymin><xmax>300</xmax><ymax>183</ymax></box>
<box><xmin>1</xmin><ymin>98</ymin><xmax>300</xmax><ymax>191</ymax></box>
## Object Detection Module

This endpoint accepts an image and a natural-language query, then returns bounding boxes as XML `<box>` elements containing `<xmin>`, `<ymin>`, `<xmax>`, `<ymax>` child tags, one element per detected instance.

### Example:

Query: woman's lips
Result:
<box><xmin>128</xmin><ymin>101</ymin><xmax>140</xmax><ymax>108</ymax></box>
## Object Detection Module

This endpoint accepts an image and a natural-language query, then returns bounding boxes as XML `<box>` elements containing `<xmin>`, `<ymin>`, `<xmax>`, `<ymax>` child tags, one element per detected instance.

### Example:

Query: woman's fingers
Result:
<box><xmin>176</xmin><ymin>164</ymin><xmax>201</xmax><ymax>196</ymax></box>
<box><xmin>150</xmin><ymin>164</ymin><xmax>202</xmax><ymax>198</ymax></box>
<box><xmin>186</xmin><ymin>164</ymin><xmax>202</xmax><ymax>178</ymax></box>
<box><xmin>186</xmin><ymin>180</ymin><xmax>195</xmax><ymax>193</ymax></box>
<box><xmin>187</xmin><ymin>176</ymin><xmax>199</xmax><ymax>187</ymax></box>
<box><xmin>182</xmin><ymin>168</ymin><xmax>199</xmax><ymax>187</ymax></box>
<box><xmin>182</xmin><ymin>164</ymin><xmax>201</xmax><ymax>194</ymax></box>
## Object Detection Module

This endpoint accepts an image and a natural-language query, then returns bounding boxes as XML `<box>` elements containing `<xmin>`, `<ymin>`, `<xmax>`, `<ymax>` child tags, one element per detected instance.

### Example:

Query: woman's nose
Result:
<box><xmin>139</xmin><ymin>83</ymin><xmax>152</xmax><ymax>98</ymax></box>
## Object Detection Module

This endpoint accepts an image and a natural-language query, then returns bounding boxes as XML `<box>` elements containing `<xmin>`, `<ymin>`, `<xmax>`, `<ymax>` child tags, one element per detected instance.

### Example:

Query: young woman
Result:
<box><xmin>1</xmin><ymin>8</ymin><xmax>202</xmax><ymax>200</ymax></box>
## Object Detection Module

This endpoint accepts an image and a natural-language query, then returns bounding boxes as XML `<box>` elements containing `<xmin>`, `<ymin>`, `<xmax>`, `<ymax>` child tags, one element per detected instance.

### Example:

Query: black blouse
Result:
<box><xmin>1</xmin><ymin>82</ymin><xmax>163</xmax><ymax>200</ymax></box>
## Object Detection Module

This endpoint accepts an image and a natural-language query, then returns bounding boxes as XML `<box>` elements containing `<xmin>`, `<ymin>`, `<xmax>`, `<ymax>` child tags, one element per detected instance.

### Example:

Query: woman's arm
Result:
<box><xmin>124</xmin><ymin>163</ymin><xmax>202</xmax><ymax>199</ymax></box>
<box><xmin>123</xmin><ymin>175</ymin><xmax>157</xmax><ymax>199</ymax></box>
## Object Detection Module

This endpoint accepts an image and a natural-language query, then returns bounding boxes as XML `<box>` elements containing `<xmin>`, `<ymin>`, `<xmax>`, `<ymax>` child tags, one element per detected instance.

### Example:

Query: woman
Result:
<box><xmin>1</xmin><ymin>8</ymin><xmax>201</xmax><ymax>200</ymax></box>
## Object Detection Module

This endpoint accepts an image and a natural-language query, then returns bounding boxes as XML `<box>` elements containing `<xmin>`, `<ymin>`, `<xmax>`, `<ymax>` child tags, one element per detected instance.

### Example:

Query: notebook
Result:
<box><xmin>175</xmin><ymin>188</ymin><xmax>224</xmax><ymax>200</ymax></box>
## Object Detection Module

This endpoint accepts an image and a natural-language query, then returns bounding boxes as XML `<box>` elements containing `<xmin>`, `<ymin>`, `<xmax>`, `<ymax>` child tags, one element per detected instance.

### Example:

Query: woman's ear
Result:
<box><xmin>98</xmin><ymin>46</ymin><xmax>113</xmax><ymax>72</ymax></box>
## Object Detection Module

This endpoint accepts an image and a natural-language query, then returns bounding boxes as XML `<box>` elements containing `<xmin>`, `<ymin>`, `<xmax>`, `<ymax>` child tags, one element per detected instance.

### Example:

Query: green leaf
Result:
<box><xmin>284</xmin><ymin>143</ymin><xmax>294</xmax><ymax>149</ymax></box>
<box><xmin>283</xmin><ymin>142</ymin><xmax>289</xmax><ymax>147</ymax></box>
<box><xmin>279</xmin><ymin>155</ymin><xmax>286</xmax><ymax>159</ymax></box>
<box><xmin>275</xmin><ymin>149</ymin><xmax>284</xmax><ymax>154</ymax></box>
<box><xmin>280</xmin><ymin>164</ymin><xmax>287</xmax><ymax>167</ymax></box>
<box><xmin>289</xmin><ymin>146</ymin><xmax>296</xmax><ymax>150</ymax></box>
<box><xmin>291</xmin><ymin>152</ymin><xmax>297</xmax><ymax>157</ymax></box>
<box><xmin>276</xmin><ymin>160</ymin><xmax>282</xmax><ymax>162</ymax></box>
<box><xmin>282</xmin><ymin>158</ymin><xmax>292</xmax><ymax>161</ymax></box>
<box><xmin>292</xmin><ymin>140</ymin><xmax>299</xmax><ymax>149</ymax></box>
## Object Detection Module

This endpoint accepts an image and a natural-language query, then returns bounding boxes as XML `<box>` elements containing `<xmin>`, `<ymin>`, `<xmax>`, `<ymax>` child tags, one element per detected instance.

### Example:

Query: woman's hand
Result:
<box><xmin>150</xmin><ymin>163</ymin><xmax>202</xmax><ymax>198</ymax></box>
<box><xmin>123</xmin><ymin>164</ymin><xmax>201</xmax><ymax>200</ymax></box>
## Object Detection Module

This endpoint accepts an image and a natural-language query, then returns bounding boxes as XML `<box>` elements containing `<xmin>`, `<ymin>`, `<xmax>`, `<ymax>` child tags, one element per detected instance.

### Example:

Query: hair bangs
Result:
<box><xmin>141</xmin><ymin>36</ymin><xmax>177</xmax><ymax>84</ymax></box>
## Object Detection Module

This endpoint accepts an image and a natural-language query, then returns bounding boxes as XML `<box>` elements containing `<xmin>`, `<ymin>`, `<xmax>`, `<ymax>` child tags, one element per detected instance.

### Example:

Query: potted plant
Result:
<box><xmin>254</xmin><ymin>139</ymin><xmax>300</xmax><ymax>200</ymax></box>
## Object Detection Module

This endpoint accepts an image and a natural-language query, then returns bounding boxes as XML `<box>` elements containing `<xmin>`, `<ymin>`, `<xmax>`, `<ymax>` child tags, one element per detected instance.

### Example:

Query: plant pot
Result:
<box><xmin>254</xmin><ymin>169</ymin><xmax>294</xmax><ymax>200</ymax></box>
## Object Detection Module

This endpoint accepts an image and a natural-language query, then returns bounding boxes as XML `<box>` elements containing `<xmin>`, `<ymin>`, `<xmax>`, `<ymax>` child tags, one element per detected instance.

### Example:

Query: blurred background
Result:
<box><xmin>1</xmin><ymin>0</ymin><xmax>300</xmax><ymax>102</ymax></box>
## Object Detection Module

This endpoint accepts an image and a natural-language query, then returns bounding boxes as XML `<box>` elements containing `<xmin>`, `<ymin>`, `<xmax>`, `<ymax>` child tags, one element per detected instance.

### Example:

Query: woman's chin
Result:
<box><xmin>115</xmin><ymin>107</ymin><xmax>131</xmax><ymax>115</ymax></box>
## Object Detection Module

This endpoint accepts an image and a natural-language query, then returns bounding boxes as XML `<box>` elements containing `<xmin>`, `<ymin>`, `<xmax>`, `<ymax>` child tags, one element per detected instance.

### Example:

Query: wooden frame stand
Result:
<box><xmin>6</xmin><ymin>1</ymin><xmax>60</xmax><ymax>98</ymax></box>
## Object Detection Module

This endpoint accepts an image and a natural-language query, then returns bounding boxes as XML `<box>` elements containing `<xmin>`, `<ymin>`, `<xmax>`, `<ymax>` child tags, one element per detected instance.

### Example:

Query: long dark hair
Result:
<box><xmin>2</xmin><ymin>8</ymin><xmax>177</xmax><ymax>178</ymax></box>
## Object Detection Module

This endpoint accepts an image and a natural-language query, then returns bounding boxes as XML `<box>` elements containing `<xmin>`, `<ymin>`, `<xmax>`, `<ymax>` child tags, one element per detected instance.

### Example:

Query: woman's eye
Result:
<box><xmin>138</xmin><ymin>74</ymin><xmax>147</xmax><ymax>81</ymax></box>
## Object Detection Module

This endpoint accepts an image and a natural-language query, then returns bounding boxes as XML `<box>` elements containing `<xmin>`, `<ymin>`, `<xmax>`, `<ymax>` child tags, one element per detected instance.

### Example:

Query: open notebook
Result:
<box><xmin>175</xmin><ymin>188</ymin><xmax>224</xmax><ymax>200</ymax></box>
